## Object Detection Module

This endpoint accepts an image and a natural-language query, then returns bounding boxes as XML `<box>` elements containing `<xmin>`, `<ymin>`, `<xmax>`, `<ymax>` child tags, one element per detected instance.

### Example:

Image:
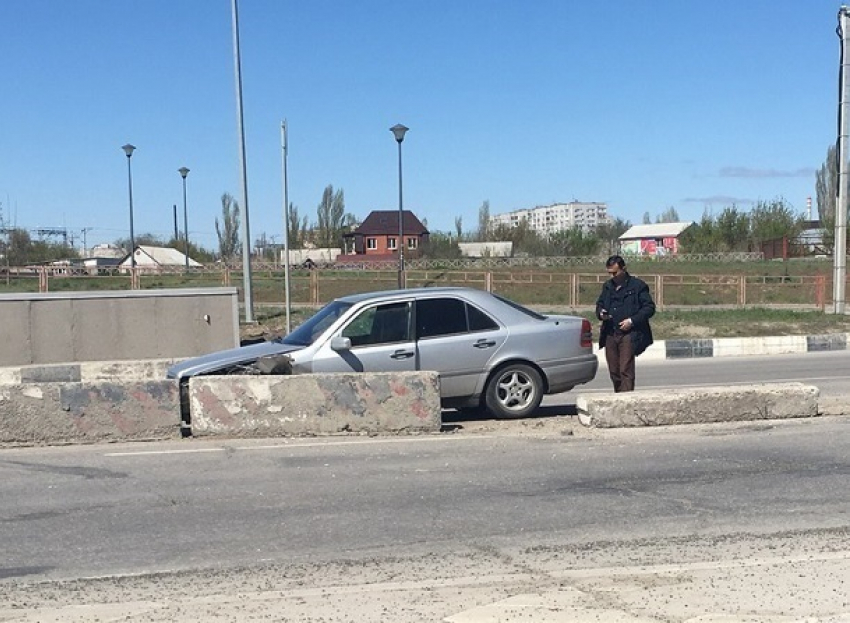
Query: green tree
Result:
<box><xmin>656</xmin><ymin>206</ymin><xmax>680</xmax><ymax>223</ymax></box>
<box><xmin>815</xmin><ymin>144</ymin><xmax>839</xmax><ymax>251</ymax></box>
<box><xmin>286</xmin><ymin>203</ymin><xmax>308</xmax><ymax>249</ymax></box>
<box><xmin>454</xmin><ymin>216</ymin><xmax>463</xmax><ymax>241</ymax></box>
<box><xmin>420</xmin><ymin>231</ymin><xmax>462</xmax><ymax>259</ymax></box>
<box><xmin>549</xmin><ymin>227</ymin><xmax>600</xmax><ymax>256</ymax></box>
<box><xmin>642</xmin><ymin>211</ymin><xmax>652</xmax><ymax>224</ymax></box>
<box><xmin>164</xmin><ymin>236</ymin><xmax>214</xmax><ymax>264</ymax></box>
<box><xmin>6</xmin><ymin>228</ymin><xmax>79</xmax><ymax>265</ymax></box>
<box><xmin>215</xmin><ymin>193</ymin><xmax>241</xmax><ymax>260</ymax></box>
<box><xmin>714</xmin><ymin>206</ymin><xmax>750</xmax><ymax>251</ymax></box>
<box><xmin>748</xmin><ymin>198</ymin><xmax>804</xmax><ymax>246</ymax></box>
<box><xmin>678</xmin><ymin>210</ymin><xmax>719</xmax><ymax>253</ymax></box>
<box><xmin>316</xmin><ymin>185</ymin><xmax>346</xmax><ymax>248</ymax></box>
<box><xmin>477</xmin><ymin>200</ymin><xmax>491</xmax><ymax>242</ymax></box>
<box><xmin>595</xmin><ymin>217</ymin><xmax>631</xmax><ymax>255</ymax></box>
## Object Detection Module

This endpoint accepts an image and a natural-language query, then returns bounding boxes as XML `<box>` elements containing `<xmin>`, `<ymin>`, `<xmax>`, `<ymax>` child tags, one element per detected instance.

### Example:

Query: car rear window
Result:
<box><xmin>492</xmin><ymin>293</ymin><xmax>546</xmax><ymax>320</ymax></box>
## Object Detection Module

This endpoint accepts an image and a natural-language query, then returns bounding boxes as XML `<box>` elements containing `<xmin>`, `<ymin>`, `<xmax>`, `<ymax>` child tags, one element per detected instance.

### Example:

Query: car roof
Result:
<box><xmin>333</xmin><ymin>286</ymin><xmax>548</xmax><ymax>324</ymax></box>
<box><xmin>335</xmin><ymin>286</ymin><xmax>488</xmax><ymax>305</ymax></box>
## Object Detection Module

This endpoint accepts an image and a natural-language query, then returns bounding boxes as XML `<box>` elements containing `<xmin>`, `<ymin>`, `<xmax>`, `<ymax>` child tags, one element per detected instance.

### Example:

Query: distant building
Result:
<box><xmin>279</xmin><ymin>247</ymin><xmax>342</xmax><ymax>267</ymax></box>
<box><xmin>458</xmin><ymin>242</ymin><xmax>513</xmax><ymax>258</ymax></box>
<box><xmin>489</xmin><ymin>202</ymin><xmax>610</xmax><ymax>237</ymax></box>
<box><xmin>618</xmin><ymin>222</ymin><xmax>693</xmax><ymax>256</ymax></box>
<box><xmin>118</xmin><ymin>245</ymin><xmax>203</xmax><ymax>271</ymax></box>
<box><xmin>340</xmin><ymin>210</ymin><xmax>429</xmax><ymax>261</ymax></box>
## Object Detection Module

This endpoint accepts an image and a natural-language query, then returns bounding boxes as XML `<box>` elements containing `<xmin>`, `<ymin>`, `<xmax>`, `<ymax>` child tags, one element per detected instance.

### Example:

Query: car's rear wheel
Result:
<box><xmin>484</xmin><ymin>363</ymin><xmax>543</xmax><ymax>419</ymax></box>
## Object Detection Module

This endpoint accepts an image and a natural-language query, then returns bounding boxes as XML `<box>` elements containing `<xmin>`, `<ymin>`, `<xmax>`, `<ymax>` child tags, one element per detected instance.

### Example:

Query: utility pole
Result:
<box><xmin>836</xmin><ymin>6</ymin><xmax>850</xmax><ymax>314</ymax></box>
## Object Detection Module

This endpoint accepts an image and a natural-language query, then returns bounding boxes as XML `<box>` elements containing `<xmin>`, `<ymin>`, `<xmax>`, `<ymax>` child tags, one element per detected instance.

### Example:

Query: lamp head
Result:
<box><xmin>178</xmin><ymin>167</ymin><xmax>190</xmax><ymax>179</ymax></box>
<box><xmin>122</xmin><ymin>144</ymin><xmax>136</xmax><ymax>158</ymax></box>
<box><xmin>390</xmin><ymin>124</ymin><xmax>409</xmax><ymax>143</ymax></box>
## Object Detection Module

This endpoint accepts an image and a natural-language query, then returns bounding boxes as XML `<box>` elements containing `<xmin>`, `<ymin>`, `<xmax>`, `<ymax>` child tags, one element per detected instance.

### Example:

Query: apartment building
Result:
<box><xmin>489</xmin><ymin>202</ymin><xmax>609</xmax><ymax>236</ymax></box>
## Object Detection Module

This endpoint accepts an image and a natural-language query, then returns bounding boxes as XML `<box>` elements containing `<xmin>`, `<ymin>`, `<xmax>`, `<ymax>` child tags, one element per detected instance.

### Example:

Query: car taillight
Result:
<box><xmin>580</xmin><ymin>318</ymin><xmax>593</xmax><ymax>348</ymax></box>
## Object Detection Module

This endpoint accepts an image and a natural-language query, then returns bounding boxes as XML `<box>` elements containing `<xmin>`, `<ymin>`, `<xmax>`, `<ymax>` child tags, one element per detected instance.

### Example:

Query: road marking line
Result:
<box><xmin>103</xmin><ymin>434</ymin><xmax>496</xmax><ymax>457</ymax></box>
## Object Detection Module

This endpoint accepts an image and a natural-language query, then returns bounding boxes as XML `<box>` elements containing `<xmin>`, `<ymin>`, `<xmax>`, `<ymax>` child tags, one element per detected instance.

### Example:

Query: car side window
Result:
<box><xmin>416</xmin><ymin>297</ymin><xmax>497</xmax><ymax>338</ymax></box>
<box><xmin>467</xmin><ymin>303</ymin><xmax>499</xmax><ymax>331</ymax></box>
<box><xmin>342</xmin><ymin>302</ymin><xmax>410</xmax><ymax>347</ymax></box>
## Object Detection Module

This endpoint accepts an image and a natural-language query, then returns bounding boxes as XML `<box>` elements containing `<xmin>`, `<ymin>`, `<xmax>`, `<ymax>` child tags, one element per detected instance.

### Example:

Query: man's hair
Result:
<box><xmin>605</xmin><ymin>255</ymin><xmax>626</xmax><ymax>269</ymax></box>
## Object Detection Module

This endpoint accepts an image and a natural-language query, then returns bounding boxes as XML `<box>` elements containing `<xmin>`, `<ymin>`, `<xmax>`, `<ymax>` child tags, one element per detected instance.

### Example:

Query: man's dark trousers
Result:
<box><xmin>605</xmin><ymin>333</ymin><xmax>635</xmax><ymax>392</ymax></box>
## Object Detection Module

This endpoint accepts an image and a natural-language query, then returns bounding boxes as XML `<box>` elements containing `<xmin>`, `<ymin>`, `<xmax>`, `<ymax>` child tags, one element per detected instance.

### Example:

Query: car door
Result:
<box><xmin>414</xmin><ymin>296</ymin><xmax>507</xmax><ymax>398</ymax></box>
<box><xmin>310</xmin><ymin>300</ymin><xmax>417</xmax><ymax>373</ymax></box>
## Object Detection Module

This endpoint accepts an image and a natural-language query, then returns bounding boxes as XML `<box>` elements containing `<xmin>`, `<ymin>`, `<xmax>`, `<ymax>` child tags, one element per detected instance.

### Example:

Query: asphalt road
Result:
<box><xmin>1</xmin><ymin>350</ymin><xmax>849</xmax><ymax>621</ymax></box>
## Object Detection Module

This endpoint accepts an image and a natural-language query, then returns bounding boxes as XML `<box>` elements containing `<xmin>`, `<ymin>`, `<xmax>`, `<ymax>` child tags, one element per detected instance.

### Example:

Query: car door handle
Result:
<box><xmin>473</xmin><ymin>340</ymin><xmax>496</xmax><ymax>348</ymax></box>
<box><xmin>390</xmin><ymin>350</ymin><xmax>415</xmax><ymax>359</ymax></box>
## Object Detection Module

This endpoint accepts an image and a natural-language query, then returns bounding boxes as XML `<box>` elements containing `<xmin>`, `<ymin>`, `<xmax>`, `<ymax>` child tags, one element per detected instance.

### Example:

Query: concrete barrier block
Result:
<box><xmin>189</xmin><ymin>372</ymin><xmax>442</xmax><ymax>437</ymax></box>
<box><xmin>0</xmin><ymin>368</ymin><xmax>20</xmax><ymax>385</ymax></box>
<box><xmin>0</xmin><ymin>380</ymin><xmax>181</xmax><ymax>445</ymax></box>
<box><xmin>576</xmin><ymin>382</ymin><xmax>819</xmax><ymax>428</ymax></box>
<box><xmin>20</xmin><ymin>364</ymin><xmax>81</xmax><ymax>383</ymax></box>
<box><xmin>80</xmin><ymin>359</ymin><xmax>176</xmax><ymax>382</ymax></box>
<box><xmin>713</xmin><ymin>335</ymin><xmax>807</xmax><ymax>358</ymax></box>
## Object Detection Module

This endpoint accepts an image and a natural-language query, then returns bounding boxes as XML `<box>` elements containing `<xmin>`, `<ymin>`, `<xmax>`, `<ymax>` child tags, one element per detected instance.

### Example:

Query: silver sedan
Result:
<box><xmin>167</xmin><ymin>287</ymin><xmax>598</xmax><ymax>419</ymax></box>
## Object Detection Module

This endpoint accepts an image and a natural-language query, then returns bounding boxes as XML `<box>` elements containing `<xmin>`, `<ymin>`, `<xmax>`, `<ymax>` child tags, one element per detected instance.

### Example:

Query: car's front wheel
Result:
<box><xmin>484</xmin><ymin>363</ymin><xmax>543</xmax><ymax>419</ymax></box>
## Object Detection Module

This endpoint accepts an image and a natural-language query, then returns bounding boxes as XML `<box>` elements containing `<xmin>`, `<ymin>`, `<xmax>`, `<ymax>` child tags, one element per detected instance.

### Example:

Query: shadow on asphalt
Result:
<box><xmin>440</xmin><ymin>404</ymin><xmax>578</xmax><ymax>432</ymax></box>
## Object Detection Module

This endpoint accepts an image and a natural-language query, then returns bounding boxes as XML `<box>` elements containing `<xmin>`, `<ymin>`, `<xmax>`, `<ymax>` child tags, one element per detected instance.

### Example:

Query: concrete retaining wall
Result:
<box><xmin>0</xmin><ymin>288</ymin><xmax>239</xmax><ymax>366</ymax></box>
<box><xmin>189</xmin><ymin>372</ymin><xmax>442</xmax><ymax>437</ymax></box>
<box><xmin>576</xmin><ymin>382</ymin><xmax>820</xmax><ymax>428</ymax></box>
<box><xmin>0</xmin><ymin>380</ymin><xmax>181</xmax><ymax>445</ymax></box>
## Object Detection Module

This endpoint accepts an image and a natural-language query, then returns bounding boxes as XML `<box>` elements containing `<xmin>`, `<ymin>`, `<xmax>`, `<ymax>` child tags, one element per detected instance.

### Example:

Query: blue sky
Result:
<box><xmin>0</xmin><ymin>1</ymin><xmax>841</xmax><ymax>252</ymax></box>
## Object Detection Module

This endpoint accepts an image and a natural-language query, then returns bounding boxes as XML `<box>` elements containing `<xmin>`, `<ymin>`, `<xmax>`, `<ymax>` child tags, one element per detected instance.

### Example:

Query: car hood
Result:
<box><xmin>167</xmin><ymin>340</ymin><xmax>304</xmax><ymax>380</ymax></box>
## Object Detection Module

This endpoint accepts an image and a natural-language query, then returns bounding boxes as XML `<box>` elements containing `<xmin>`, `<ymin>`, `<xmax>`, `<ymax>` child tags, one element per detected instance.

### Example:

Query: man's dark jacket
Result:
<box><xmin>595</xmin><ymin>272</ymin><xmax>656</xmax><ymax>356</ymax></box>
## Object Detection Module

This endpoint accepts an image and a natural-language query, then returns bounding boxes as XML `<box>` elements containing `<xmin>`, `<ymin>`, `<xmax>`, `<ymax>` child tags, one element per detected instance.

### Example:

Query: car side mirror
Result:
<box><xmin>330</xmin><ymin>336</ymin><xmax>352</xmax><ymax>351</ymax></box>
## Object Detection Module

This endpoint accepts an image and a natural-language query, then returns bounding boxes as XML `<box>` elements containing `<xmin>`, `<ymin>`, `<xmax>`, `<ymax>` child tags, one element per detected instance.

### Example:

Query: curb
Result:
<box><xmin>596</xmin><ymin>332</ymin><xmax>850</xmax><ymax>362</ymax></box>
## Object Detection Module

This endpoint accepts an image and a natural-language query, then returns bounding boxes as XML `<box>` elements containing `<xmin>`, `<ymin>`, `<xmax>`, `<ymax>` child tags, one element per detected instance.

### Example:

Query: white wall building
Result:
<box><xmin>489</xmin><ymin>202</ymin><xmax>610</xmax><ymax>237</ymax></box>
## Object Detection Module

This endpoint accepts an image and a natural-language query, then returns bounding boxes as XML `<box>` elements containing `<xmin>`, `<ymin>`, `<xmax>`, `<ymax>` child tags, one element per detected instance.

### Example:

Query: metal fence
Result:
<box><xmin>0</xmin><ymin>264</ymin><xmax>833</xmax><ymax>311</ymax></box>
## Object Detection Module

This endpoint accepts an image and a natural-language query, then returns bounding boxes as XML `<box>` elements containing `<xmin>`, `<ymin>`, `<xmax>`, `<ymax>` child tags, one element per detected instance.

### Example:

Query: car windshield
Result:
<box><xmin>276</xmin><ymin>300</ymin><xmax>354</xmax><ymax>346</ymax></box>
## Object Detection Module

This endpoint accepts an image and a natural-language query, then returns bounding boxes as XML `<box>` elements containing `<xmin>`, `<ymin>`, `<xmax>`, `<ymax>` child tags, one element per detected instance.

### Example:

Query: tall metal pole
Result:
<box><xmin>231</xmin><ymin>0</ymin><xmax>254</xmax><ymax>322</ymax></box>
<box><xmin>179</xmin><ymin>167</ymin><xmax>190</xmax><ymax>271</ymax></box>
<box><xmin>390</xmin><ymin>124</ymin><xmax>408</xmax><ymax>289</ymax></box>
<box><xmin>281</xmin><ymin>120</ymin><xmax>292</xmax><ymax>334</ymax></box>
<box><xmin>836</xmin><ymin>7</ymin><xmax>850</xmax><ymax>314</ymax></box>
<box><xmin>121</xmin><ymin>144</ymin><xmax>136</xmax><ymax>268</ymax></box>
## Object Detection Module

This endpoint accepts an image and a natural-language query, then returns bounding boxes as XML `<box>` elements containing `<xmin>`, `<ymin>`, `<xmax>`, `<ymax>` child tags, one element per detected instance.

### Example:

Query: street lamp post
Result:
<box><xmin>178</xmin><ymin>167</ymin><xmax>190</xmax><ymax>271</ymax></box>
<box><xmin>121</xmin><ymin>144</ymin><xmax>136</xmax><ymax>268</ymax></box>
<box><xmin>390</xmin><ymin>123</ymin><xmax>408</xmax><ymax>289</ymax></box>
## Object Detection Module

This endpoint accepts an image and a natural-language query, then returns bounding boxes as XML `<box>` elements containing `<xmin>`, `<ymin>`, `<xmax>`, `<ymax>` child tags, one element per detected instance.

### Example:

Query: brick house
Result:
<box><xmin>341</xmin><ymin>210</ymin><xmax>429</xmax><ymax>260</ymax></box>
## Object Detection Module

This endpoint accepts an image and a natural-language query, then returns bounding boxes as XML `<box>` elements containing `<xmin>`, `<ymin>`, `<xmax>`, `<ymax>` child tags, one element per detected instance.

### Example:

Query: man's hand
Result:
<box><xmin>618</xmin><ymin>317</ymin><xmax>633</xmax><ymax>331</ymax></box>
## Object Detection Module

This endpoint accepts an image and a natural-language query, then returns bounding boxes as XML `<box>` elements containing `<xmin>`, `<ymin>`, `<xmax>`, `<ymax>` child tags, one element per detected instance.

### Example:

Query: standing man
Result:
<box><xmin>595</xmin><ymin>255</ymin><xmax>655</xmax><ymax>392</ymax></box>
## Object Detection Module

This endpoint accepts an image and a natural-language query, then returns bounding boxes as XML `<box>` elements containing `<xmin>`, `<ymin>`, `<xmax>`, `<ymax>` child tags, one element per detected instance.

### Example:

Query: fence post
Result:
<box><xmin>816</xmin><ymin>275</ymin><xmax>826</xmax><ymax>310</ymax></box>
<box><xmin>570</xmin><ymin>273</ymin><xmax>577</xmax><ymax>307</ymax></box>
<box><xmin>740</xmin><ymin>274</ymin><xmax>746</xmax><ymax>306</ymax></box>
<box><xmin>39</xmin><ymin>267</ymin><xmax>48</xmax><ymax>293</ymax></box>
<box><xmin>311</xmin><ymin>269</ymin><xmax>319</xmax><ymax>305</ymax></box>
<box><xmin>655</xmin><ymin>274</ymin><xmax>663</xmax><ymax>311</ymax></box>
<box><xmin>485</xmin><ymin>272</ymin><xmax>492</xmax><ymax>293</ymax></box>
